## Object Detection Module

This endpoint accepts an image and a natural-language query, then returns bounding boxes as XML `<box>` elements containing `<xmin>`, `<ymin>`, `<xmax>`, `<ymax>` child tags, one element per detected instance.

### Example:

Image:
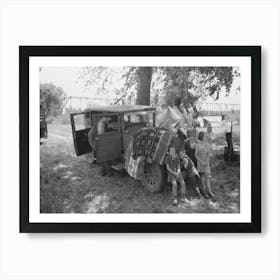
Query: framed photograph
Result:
<box><xmin>20</xmin><ymin>46</ymin><xmax>261</xmax><ymax>233</ymax></box>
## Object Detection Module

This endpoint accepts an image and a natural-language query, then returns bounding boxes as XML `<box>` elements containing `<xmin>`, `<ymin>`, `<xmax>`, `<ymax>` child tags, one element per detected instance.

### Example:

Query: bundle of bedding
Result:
<box><xmin>133</xmin><ymin>128</ymin><xmax>173</xmax><ymax>164</ymax></box>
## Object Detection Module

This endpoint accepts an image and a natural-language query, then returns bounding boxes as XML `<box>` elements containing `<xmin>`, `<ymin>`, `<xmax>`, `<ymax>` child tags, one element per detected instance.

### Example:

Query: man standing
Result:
<box><xmin>97</xmin><ymin>116</ymin><xmax>111</xmax><ymax>134</ymax></box>
<box><xmin>88</xmin><ymin>116</ymin><xmax>111</xmax><ymax>164</ymax></box>
<box><xmin>97</xmin><ymin>116</ymin><xmax>111</xmax><ymax>176</ymax></box>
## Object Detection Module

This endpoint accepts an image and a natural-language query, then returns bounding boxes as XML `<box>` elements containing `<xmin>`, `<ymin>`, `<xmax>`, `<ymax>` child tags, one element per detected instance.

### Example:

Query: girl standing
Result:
<box><xmin>195</xmin><ymin>131</ymin><xmax>215</xmax><ymax>198</ymax></box>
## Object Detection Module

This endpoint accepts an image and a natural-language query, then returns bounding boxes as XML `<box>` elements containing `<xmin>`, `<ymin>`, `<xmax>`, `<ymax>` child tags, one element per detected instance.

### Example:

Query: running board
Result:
<box><xmin>111</xmin><ymin>162</ymin><xmax>125</xmax><ymax>171</ymax></box>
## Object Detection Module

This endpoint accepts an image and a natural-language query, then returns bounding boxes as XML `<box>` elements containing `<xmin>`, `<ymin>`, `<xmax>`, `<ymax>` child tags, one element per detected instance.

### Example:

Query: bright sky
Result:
<box><xmin>40</xmin><ymin>67</ymin><xmax>86</xmax><ymax>97</ymax></box>
<box><xmin>40</xmin><ymin>67</ymin><xmax>240</xmax><ymax>104</ymax></box>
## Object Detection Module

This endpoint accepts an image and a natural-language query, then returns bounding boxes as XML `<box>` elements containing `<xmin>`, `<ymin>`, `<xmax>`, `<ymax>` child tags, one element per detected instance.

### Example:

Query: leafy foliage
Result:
<box><xmin>78</xmin><ymin>67</ymin><xmax>137</xmax><ymax>104</ymax></box>
<box><xmin>78</xmin><ymin>66</ymin><xmax>240</xmax><ymax>107</ymax></box>
<box><xmin>162</xmin><ymin>67</ymin><xmax>238</xmax><ymax>108</ymax></box>
<box><xmin>40</xmin><ymin>83</ymin><xmax>66</xmax><ymax>118</ymax></box>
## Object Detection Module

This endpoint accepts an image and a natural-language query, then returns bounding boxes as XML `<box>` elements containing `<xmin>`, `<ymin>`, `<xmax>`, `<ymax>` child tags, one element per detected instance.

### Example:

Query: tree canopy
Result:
<box><xmin>162</xmin><ymin>67</ymin><xmax>239</xmax><ymax>108</ymax></box>
<box><xmin>40</xmin><ymin>83</ymin><xmax>66</xmax><ymax>117</ymax></box>
<box><xmin>78</xmin><ymin>66</ymin><xmax>240</xmax><ymax>108</ymax></box>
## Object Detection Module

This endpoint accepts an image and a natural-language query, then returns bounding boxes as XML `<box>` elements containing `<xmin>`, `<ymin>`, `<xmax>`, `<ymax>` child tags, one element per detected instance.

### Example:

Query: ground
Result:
<box><xmin>40</xmin><ymin>123</ymin><xmax>240</xmax><ymax>213</ymax></box>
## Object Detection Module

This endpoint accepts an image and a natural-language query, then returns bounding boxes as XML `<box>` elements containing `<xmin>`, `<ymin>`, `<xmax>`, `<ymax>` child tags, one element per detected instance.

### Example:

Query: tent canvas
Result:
<box><xmin>157</xmin><ymin>106</ymin><xmax>182</xmax><ymax>127</ymax></box>
<box><xmin>172</xmin><ymin>106</ymin><xmax>187</xmax><ymax>126</ymax></box>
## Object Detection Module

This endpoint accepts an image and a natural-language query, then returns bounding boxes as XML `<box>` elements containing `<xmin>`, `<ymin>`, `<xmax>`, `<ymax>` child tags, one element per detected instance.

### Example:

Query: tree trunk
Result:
<box><xmin>136</xmin><ymin>67</ymin><xmax>152</xmax><ymax>105</ymax></box>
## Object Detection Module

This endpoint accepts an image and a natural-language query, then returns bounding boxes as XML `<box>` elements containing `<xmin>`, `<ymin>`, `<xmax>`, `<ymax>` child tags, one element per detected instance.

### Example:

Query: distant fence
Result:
<box><xmin>196</xmin><ymin>103</ymin><xmax>240</xmax><ymax>117</ymax></box>
<box><xmin>62</xmin><ymin>96</ymin><xmax>113</xmax><ymax>112</ymax></box>
<box><xmin>62</xmin><ymin>97</ymin><xmax>240</xmax><ymax>117</ymax></box>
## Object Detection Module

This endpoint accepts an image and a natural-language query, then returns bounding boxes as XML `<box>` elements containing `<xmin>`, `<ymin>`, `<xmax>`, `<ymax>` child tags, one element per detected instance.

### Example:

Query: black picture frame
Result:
<box><xmin>20</xmin><ymin>46</ymin><xmax>261</xmax><ymax>233</ymax></box>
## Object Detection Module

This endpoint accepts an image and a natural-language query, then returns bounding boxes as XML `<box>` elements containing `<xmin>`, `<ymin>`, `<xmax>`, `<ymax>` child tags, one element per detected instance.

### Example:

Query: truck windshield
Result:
<box><xmin>124</xmin><ymin>112</ymin><xmax>154</xmax><ymax>126</ymax></box>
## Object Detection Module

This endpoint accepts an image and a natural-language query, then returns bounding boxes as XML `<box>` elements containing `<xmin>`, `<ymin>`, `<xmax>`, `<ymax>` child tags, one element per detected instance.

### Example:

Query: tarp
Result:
<box><xmin>157</xmin><ymin>106</ymin><xmax>183</xmax><ymax>127</ymax></box>
<box><xmin>172</xmin><ymin>106</ymin><xmax>185</xmax><ymax>120</ymax></box>
<box><xmin>172</xmin><ymin>106</ymin><xmax>187</xmax><ymax>126</ymax></box>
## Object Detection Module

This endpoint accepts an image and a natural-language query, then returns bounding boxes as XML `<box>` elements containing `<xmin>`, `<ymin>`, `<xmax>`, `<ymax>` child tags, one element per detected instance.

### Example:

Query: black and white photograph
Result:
<box><xmin>19</xmin><ymin>46</ymin><xmax>260</xmax><ymax>232</ymax></box>
<box><xmin>39</xmin><ymin>65</ymin><xmax>241</xmax><ymax>214</ymax></box>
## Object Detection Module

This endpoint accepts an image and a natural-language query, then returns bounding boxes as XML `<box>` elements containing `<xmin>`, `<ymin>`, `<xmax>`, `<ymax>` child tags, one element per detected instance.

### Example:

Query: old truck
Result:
<box><xmin>70</xmin><ymin>105</ymin><xmax>184</xmax><ymax>193</ymax></box>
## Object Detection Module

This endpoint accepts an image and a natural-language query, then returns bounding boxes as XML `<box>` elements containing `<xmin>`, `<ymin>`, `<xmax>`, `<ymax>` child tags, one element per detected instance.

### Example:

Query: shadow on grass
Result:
<box><xmin>40</xmin><ymin>125</ymin><xmax>240</xmax><ymax>214</ymax></box>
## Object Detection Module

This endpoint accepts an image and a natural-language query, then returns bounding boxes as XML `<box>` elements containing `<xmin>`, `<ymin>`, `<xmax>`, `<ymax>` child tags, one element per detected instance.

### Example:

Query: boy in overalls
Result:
<box><xmin>165</xmin><ymin>146</ymin><xmax>190</xmax><ymax>206</ymax></box>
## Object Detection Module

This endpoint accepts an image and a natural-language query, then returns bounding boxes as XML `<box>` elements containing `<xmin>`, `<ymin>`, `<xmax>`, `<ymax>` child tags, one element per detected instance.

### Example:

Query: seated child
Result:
<box><xmin>179</xmin><ymin>149</ymin><xmax>202</xmax><ymax>199</ymax></box>
<box><xmin>165</xmin><ymin>146</ymin><xmax>190</xmax><ymax>206</ymax></box>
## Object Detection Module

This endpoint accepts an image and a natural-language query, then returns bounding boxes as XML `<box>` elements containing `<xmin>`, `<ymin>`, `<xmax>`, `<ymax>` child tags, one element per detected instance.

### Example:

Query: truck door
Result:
<box><xmin>95</xmin><ymin>113</ymin><xmax>122</xmax><ymax>163</ymax></box>
<box><xmin>70</xmin><ymin>113</ymin><xmax>92</xmax><ymax>156</ymax></box>
<box><xmin>95</xmin><ymin>131</ymin><xmax>122</xmax><ymax>163</ymax></box>
<box><xmin>71</xmin><ymin>112</ymin><xmax>123</xmax><ymax>160</ymax></box>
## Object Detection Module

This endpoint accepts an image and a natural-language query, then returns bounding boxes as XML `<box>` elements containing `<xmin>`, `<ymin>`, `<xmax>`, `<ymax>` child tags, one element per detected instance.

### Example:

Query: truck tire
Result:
<box><xmin>141</xmin><ymin>162</ymin><xmax>166</xmax><ymax>193</ymax></box>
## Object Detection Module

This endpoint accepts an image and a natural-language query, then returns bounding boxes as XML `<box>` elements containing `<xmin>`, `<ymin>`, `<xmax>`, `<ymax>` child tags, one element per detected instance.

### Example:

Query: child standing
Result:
<box><xmin>165</xmin><ymin>146</ymin><xmax>189</xmax><ymax>206</ymax></box>
<box><xmin>195</xmin><ymin>131</ymin><xmax>215</xmax><ymax>198</ymax></box>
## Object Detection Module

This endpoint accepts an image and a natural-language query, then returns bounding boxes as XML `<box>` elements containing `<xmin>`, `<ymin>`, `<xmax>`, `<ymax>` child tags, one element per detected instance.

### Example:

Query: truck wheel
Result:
<box><xmin>141</xmin><ymin>162</ymin><xmax>166</xmax><ymax>193</ymax></box>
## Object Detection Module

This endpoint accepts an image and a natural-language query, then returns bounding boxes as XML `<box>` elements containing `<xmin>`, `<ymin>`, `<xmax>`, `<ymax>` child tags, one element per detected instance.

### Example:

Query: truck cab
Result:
<box><xmin>70</xmin><ymin>105</ymin><xmax>156</xmax><ymax>163</ymax></box>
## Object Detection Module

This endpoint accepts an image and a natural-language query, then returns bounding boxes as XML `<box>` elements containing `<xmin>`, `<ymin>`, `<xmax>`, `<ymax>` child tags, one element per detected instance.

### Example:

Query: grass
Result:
<box><xmin>40</xmin><ymin>123</ymin><xmax>240</xmax><ymax>213</ymax></box>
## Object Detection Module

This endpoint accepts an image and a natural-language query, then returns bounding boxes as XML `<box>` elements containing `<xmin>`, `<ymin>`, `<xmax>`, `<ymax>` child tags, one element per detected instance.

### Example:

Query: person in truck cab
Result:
<box><xmin>88</xmin><ymin>116</ymin><xmax>111</xmax><ymax>164</ymax></box>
